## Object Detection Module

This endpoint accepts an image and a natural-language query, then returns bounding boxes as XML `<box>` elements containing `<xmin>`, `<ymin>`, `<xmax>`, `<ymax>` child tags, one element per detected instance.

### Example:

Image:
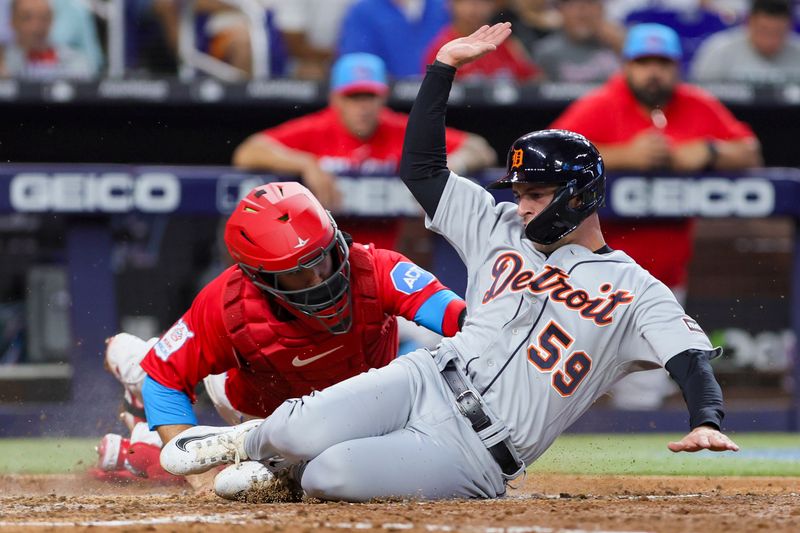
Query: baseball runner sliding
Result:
<box><xmin>161</xmin><ymin>23</ymin><xmax>739</xmax><ymax>501</ymax></box>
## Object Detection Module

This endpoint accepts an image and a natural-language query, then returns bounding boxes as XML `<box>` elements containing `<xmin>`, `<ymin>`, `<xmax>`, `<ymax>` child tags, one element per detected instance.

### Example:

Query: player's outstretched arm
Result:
<box><xmin>668</xmin><ymin>425</ymin><xmax>740</xmax><ymax>453</ymax></box>
<box><xmin>663</xmin><ymin>348</ymin><xmax>738</xmax><ymax>453</ymax></box>
<box><xmin>399</xmin><ymin>23</ymin><xmax>510</xmax><ymax>219</ymax></box>
<box><xmin>435</xmin><ymin>23</ymin><xmax>512</xmax><ymax>68</ymax></box>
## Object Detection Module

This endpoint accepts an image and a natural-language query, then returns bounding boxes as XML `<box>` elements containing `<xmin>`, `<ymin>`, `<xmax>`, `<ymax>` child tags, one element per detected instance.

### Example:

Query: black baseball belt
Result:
<box><xmin>440</xmin><ymin>359</ymin><xmax>523</xmax><ymax>478</ymax></box>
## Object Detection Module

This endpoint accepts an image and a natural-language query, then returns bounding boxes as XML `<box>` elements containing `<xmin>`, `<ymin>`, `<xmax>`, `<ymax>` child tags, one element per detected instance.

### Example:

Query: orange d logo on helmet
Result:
<box><xmin>511</xmin><ymin>148</ymin><xmax>524</xmax><ymax>169</ymax></box>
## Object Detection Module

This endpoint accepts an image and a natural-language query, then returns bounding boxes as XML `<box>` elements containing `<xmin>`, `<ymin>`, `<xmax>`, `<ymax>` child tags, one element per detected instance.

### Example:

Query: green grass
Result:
<box><xmin>0</xmin><ymin>438</ymin><xmax>97</xmax><ymax>474</ymax></box>
<box><xmin>529</xmin><ymin>433</ymin><xmax>800</xmax><ymax>476</ymax></box>
<box><xmin>0</xmin><ymin>433</ymin><xmax>798</xmax><ymax>476</ymax></box>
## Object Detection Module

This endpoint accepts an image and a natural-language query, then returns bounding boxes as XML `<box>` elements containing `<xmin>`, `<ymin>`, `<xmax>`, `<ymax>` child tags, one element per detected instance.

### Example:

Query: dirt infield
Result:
<box><xmin>0</xmin><ymin>473</ymin><xmax>798</xmax><ymax>532</ymax></box>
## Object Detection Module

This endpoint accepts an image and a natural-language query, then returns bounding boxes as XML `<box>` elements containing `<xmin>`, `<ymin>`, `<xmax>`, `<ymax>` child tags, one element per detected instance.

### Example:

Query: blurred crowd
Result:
<box><xmin>0</xmin><ymin>0</ymin><xmax>799</xmax><ymax>83</ymax></box>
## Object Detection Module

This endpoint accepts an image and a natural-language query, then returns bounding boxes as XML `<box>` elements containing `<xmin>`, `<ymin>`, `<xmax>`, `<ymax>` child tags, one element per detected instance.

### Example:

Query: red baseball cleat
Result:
<box><xmin>95</xmin><ymin>433</ymin><xmax>131</xmax><ymax>471</ymax></box>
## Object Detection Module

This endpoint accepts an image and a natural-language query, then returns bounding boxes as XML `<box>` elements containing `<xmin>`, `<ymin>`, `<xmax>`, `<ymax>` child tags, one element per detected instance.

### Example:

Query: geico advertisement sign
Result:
<box><xmin>10</xmin><ymin>173</ymin><xmax>180</xmax><ymax>213</ymax></box>
<box><xmin>217</xmin><ymin>175</ymin><xmax>422</xmax><ymax>216</ymax></box>
<box><xmin>611</xmin><ymin>177</ymin><xmax>775</xmax><ymax>217</ymax></box>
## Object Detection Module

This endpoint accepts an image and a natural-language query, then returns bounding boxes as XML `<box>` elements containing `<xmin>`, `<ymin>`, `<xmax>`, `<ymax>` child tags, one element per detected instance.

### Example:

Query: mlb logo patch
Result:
<box><xmin>683</xmin><ymin>316</ymin><xmax>704</xmax><ymax>334</ymax></box>
<box><xmin>390</xmin><ymin>262</ymin><xmax>434</xmax><ymax>295</ymax></box>
<box><xmin>154</xmin><ymin>319</ymin><xmax>195</xmax><ymax>361</ymax></box>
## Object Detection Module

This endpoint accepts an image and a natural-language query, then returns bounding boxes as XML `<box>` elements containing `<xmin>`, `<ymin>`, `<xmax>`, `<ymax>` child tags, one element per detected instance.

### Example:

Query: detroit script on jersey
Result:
<box><xmin>482</xmin><ymin>252</ymin><xmax>634</xmax><ymax>326</ymax></box>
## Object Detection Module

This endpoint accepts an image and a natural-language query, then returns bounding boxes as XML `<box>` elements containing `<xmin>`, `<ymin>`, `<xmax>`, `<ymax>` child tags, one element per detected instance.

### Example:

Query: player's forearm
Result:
<box><xmin>232</xmin><ymin>135</ymin><xmax>317</xmax><ymax>174</ymax></box>
<box><xmin>409</xmin><ymin>289</ymin><xmax>466</xmax><ymax>337</ymax></box>
<box><xmin>399</xmin><ymin>61</ymin><xmax>458</xmax><ymax>218</ymax></box>
<box><xmin>664</xmin><ymin>348</ymin><xmax>725</xmax><ymax>429</ymax></box>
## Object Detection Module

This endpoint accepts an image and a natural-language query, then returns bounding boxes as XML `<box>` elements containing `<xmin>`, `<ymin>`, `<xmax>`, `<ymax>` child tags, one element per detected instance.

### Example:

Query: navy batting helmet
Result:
<box><xmin>488</xmin><ymin>129</ymin><xmax>605</xmax><ymax>245</ymax></box>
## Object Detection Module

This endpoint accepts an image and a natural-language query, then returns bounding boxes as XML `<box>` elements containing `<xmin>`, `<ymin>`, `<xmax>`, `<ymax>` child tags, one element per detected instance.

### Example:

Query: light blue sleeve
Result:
<box><xmin>142</xmin><ymin>375</ymin><xmax>198</xmax><ymax>430</ymax></box>
<box><xmin>413</xmin><ymin>289</ymin><xmax>460</xmax><ymax>335</ymax></box>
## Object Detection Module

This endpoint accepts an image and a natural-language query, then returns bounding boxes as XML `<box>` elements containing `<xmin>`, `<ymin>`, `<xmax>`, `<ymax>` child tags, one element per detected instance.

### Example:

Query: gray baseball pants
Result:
<box><xmin>243</xmin><ymin>348</ymin><xmax>507</xmax><ymax>501</ymax></box>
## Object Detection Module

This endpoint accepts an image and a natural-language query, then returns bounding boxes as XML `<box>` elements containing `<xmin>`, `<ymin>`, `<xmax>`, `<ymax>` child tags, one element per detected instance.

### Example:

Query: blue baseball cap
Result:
<box><xmin>330</xmin><ymin>53</ymin><xmax>388</xmax><ymax>96</ymax></box>
<box><xmin>623</xmin><ymin>23</ymin><xmax>682</xmax><ymax>61</ymax></box>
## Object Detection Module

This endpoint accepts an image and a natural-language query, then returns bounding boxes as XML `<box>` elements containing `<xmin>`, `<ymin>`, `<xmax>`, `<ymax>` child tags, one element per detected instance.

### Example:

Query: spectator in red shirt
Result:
<box><xmin>233</xmin><ymin>52</ymin><xmax>495</xmax><ymax>249</ymax></box>
<box><xmin>551</xmin><ymin>23</ymin><xmax>761</xmax><ymax>409</ymax></box>
<box><xmin>423</xmin><ymin>0</ymin><xmax>540</xmax><ymax>80</ymax></box>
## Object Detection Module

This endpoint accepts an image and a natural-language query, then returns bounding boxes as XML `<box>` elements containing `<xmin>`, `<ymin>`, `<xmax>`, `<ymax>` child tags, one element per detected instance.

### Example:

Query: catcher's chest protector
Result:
<box><xmin>221</xmin><ymin>245</ymin><xmax>398</xmax><ymax>416</ymax></box>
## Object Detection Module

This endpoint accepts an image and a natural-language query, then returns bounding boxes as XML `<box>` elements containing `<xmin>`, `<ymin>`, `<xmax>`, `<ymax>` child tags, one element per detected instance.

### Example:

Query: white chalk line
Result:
<box><xmin>322</xmin><ymin>525</ymin><xmax>651</xmax><ymax>533</ymax></box>
<box><xmin>0</xmin><ymin>515</ymin><xmax>652</xmax><ymax>533</ymax></box>
<box><xmin>0</xmin><ymin>513</ymin><xmax>252</xmax><ymax>528</ymax></box>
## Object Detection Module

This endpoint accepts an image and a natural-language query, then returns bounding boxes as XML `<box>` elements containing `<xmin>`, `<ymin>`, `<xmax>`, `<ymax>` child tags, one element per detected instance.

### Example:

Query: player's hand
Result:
<box><xmin>301</xmin><ymin>162</ymin><xmax>342</xmax><ymax>210</ymax></box>
<box><xmin>668</xmin><ymin>425</ymin><xmax>740</xmax><ymax>453</ymax></box>
<box><xmin>627</xmin><ymin>130</ymin><xmax>671</xmax><ymax>170</ymax></box>
<box><xmin>671</xmin><ymin>139</ymin><xmax>714</xmax><ymax>172</ymax></box>
<box><xmin>435</xmin><ymin>23</ymin><xmax>512</xmax><ymax>68</ymax></box>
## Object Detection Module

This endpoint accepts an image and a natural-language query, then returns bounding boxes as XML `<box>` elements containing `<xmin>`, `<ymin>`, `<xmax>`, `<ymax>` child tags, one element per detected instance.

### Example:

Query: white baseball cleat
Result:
<box><xmin>160</xmin><ymin>419</ymin><xmax>263</xmax><ymax>476</ymax></box>
<box><xmin>213</xmin><ymin>460</ymin><xmax>275</xmax><ymax>500</ymax></box>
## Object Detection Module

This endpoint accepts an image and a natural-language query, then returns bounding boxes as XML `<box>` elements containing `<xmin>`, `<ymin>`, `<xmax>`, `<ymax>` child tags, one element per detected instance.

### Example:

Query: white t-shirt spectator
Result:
<box><xmin>273</xmin><ymin>0</ymin><xmax>356</xmax><ymax>50</ymax></box>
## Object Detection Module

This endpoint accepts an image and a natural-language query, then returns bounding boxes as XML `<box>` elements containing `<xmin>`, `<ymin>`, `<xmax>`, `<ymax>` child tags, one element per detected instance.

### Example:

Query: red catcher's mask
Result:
<box><xmin>224</xmin><ymin>182</ymin><xmax>352</xmax><ymax>334</ymax></box>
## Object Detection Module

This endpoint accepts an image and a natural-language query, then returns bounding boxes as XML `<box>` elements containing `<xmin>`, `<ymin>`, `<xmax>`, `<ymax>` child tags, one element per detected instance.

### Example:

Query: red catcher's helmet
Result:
<box><xmin>224</xmin><ymin>182</ymin><xmax>352</xmax><ymax>334</ymax></box>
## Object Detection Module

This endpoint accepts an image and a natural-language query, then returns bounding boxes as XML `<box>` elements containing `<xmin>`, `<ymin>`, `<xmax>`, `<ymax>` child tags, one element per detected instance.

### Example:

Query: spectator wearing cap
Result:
<box><xmin>233</xmin><ymin>52</ymin><xmax>495</xmax><ymax>250</ymax></box>
<box><xmin>690</xmin><ymin>0</ymin><xmax>800</xmax><ymax>82</ymax></box>
<box><xmin>615</xmin><ymin>1</ymin><xmax>735</xmax><ymax>73</ymax></box>
<box><xmin>551</xmin><ymin>23</ymin><xmax>761</xmax><ymax>410</ymax></box>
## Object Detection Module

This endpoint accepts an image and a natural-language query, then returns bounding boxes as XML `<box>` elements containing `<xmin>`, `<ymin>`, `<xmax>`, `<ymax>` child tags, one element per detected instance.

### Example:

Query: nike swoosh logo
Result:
<box><xmin>292</xmin><ymin>346</ymin><xmax>343</xmax><ymax>367</ymax></box>
<box><xmin>175</xmin><ymin>433</ymin><xmax>216</xmax><ymax>452</ymax></box>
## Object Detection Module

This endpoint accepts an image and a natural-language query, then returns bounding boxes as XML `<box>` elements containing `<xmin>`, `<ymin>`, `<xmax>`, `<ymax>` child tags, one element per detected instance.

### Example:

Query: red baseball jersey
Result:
<box><xmin>140</xmin><ymin>246</ymin><xmax>464</xmax><ymax>410</ymax></box>
<box><xmin>551</xmin><ymin>74</ymin><xmax>756</xmax><ymax>288</ymax></box>
<box><xmin>262</xmin><ymin>107</ymin><xmax>468</xmax><ymax>250</ymax></box>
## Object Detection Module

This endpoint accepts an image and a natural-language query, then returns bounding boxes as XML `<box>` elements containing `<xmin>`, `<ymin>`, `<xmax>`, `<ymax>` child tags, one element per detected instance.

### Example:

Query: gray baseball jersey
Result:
<box><xmin>429</xmin><ymin>172</ymin><xmax>715</xmax><ymax>465</ymax></box>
